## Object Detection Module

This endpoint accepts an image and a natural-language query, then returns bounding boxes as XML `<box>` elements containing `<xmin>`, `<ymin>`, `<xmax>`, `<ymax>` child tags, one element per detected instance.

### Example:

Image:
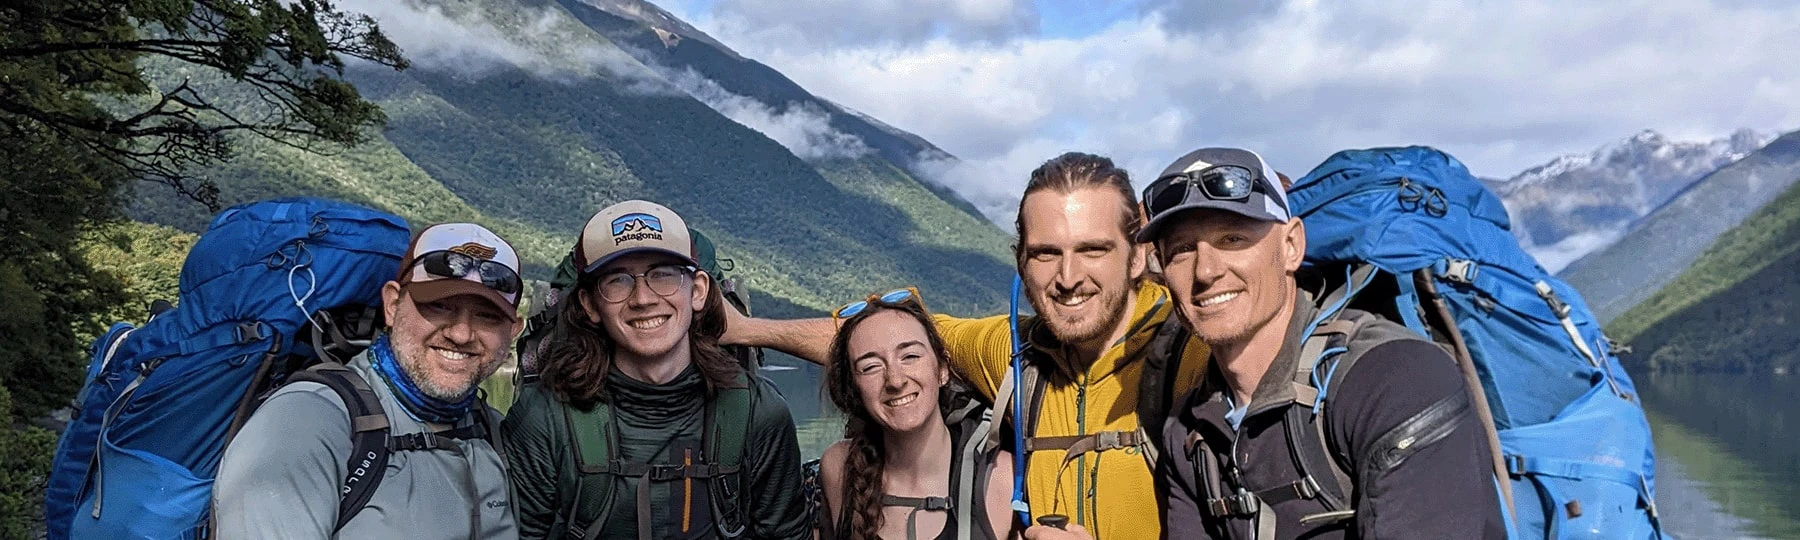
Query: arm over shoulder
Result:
<box><xmin>1327</xmin><ymin>339</ymin><xmax>1506</xmax><ymax>539</ymax></box>
<box><xmin>930</xmin><ymin>313</ymin><xmax>1014</xmax><ymax>401</ymax></box>
<box><xmin>745</xmin><ymin>377</ymin><xmax>813</xmax><ymax>539</ymax></box>
<box><xmin>499</xmin><ymin>384</ymin><xmax>569</xmax><ymax>540</ymax></box>
<box><xmin>212</xmin><ymin>386</ymin><xmax>350</xmax><ymax>540</ymax></box>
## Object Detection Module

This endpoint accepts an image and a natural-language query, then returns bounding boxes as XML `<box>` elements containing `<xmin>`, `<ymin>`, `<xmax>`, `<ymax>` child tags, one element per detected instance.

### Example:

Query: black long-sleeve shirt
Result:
<box><xmin>1159</xmin><ymin>301</ymin><xmax>1505</xmax><ymax>540</ymax></box>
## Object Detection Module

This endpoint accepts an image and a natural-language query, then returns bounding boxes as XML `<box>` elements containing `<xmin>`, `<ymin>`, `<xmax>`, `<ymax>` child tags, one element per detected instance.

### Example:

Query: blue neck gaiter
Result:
<box><xmin>369</xmin><ymin>333</ymin><xmax>476</xmax><ymax>424</ymax></box>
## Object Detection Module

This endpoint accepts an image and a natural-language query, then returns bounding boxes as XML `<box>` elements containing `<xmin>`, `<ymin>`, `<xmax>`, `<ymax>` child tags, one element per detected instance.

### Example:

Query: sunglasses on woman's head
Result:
<box><xmin>833</xmin><ymin>287</ymin><xmax>924</xmax><ymax>325</ymax></box>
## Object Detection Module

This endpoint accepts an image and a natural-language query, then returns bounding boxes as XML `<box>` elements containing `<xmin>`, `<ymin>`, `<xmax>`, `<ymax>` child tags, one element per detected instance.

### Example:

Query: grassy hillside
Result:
<box><xmin>129</xmin><ymin>0</ymin><xmax>1016</xmax><ymax>317</ymax></box>
<box><xmin>1609</xmin><ymin>178</ymin><xmax>1800</xmax><ymax>373</ymax></box>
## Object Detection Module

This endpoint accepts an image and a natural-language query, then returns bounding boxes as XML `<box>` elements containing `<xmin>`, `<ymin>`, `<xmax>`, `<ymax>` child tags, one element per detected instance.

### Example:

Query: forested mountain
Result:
<box><xmin>1607</xmin><ymin>177</ymin><xmax>1800</xmax><ymax>374</ymax></box>
<box><xmin>127</xmin><ymin>0</ymin><xmax>1017</xmax><ymax>317</ymax></box>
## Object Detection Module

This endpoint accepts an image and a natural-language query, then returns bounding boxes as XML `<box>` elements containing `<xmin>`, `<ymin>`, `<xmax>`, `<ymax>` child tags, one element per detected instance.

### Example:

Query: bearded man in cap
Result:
<box><xmin>214</xmin><ymin>223</ymin><xmax>525</xmax><ymax>539</ymax></box>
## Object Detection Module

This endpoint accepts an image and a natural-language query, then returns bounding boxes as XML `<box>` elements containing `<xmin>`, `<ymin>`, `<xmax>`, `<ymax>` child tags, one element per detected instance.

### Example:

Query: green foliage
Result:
<box><xmin>0</xmin><ymin>130</ymin><xmax>131</xmax><ymax>422</ymax></box>
<box><xmin>0</xmin><ymin>0</ymin><xmax>407</xmax><ymax>208</ymax></box>
<box><xmin>1611</xmin><ymin>179</ymin><xmax>1800</xmax><ymax>372</ymax></box>
<box><xmin>0</xmin><ymin>385</ymin><xmax>57</xmax><ymax>540</ymax></box>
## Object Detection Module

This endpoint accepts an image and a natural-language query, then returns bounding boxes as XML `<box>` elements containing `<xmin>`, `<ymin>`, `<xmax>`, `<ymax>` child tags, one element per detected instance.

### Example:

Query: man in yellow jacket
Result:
<box><xmin>725</xmin><ymin>152</ymin><xmax>1210</xmax><ymax>540</ymax></box>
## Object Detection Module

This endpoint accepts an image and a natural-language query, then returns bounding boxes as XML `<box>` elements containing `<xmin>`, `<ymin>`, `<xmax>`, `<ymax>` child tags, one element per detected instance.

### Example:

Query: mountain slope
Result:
<box><xmin>553</xmin><ymin>0</ymin><xmax>989</xmax><ymax>221</ymax></box>
<box><xmin>1608</xmin><ymin>177</ymin><xmax>1800</xmax><ymax>373</ymax></box>
<box><xmin>129</xmin><ymin>0</ymin><xmax>1016</xmax><ymax>316</ymax></box>
<box><xmin>1558</xmin><ymin>130</ymin><xmax>1800</xmax><ymax>323</ymax></box>
<box><xmin>1486</xmin><ymin>129</ymin><xmax>1771</xmax><ymax>271</ymax></box>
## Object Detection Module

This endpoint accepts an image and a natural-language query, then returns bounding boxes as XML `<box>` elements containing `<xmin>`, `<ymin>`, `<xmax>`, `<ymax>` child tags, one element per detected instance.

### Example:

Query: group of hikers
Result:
<box><xmin>200</xmin><ymin>144</ymin><xmax>1513</xmax><ymax>540</ymax></box>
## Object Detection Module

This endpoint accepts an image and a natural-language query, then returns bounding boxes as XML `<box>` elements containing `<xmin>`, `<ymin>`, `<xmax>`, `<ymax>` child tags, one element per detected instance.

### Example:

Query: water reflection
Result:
<box><xmin>1638</xmin><ymin>371</ymin><xmax>1800</xmax><ymax>539</ymax></box>
<box><xmin>761</xmin><ymin>352</ymin><xmax>844</xmax><ymax>458</ymax></box>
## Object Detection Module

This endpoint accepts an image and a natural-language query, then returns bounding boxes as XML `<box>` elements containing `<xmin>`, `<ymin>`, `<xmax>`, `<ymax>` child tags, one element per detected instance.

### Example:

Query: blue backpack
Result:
<box><xmin>43</xmin><ymin>197</ymin><xmax>411</xmax><ymax>539</ymax></box>
<box><xmin>1287</xmin><ymin>147</ymin><xmax>1661</xmax><ymax>538</ymax></box>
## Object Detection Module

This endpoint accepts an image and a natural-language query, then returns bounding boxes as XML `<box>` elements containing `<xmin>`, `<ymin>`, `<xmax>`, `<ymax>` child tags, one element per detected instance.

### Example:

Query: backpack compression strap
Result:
<box><xmin>563</xmin><ymin>374</ymin><xmax>753</xmax><ymax>540</ymax></box>
<box><xmin>287</xmin><ymin>363</ymin><xmax>394</xmax><ymax>533</ymax></box>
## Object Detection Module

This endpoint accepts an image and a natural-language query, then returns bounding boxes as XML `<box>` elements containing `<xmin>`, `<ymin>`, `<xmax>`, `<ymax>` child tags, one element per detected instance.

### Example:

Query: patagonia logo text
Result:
<box><xmin>610</xmin><ymin>213</ymin><xmax>664</xmax><ymax>245</ymax></box>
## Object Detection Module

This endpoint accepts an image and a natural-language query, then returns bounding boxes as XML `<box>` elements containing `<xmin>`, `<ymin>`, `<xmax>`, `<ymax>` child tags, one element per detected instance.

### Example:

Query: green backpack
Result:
<box><xmin>557</xmin><ymin>373</ymin><xmax>753</xmax><ymax>540</ymax></box>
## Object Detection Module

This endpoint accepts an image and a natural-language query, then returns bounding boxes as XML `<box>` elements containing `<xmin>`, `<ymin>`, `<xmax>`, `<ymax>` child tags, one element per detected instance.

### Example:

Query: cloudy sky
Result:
<box><xmin>647</xmin><ymin>0</ymin><xmax>1800</xmax><ymax>219</ymax></box>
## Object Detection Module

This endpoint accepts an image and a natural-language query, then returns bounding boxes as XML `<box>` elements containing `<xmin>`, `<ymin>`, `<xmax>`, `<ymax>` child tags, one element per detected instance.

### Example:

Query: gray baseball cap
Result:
<box><xmin>1136</xmin><ymin>147</ymin><xmax>1291</xmax><ymax>243</ymax></box>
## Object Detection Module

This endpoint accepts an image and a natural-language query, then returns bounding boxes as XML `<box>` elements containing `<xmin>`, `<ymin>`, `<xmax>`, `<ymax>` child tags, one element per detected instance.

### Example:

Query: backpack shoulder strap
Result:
<box><xmin>563</xmin><ymin>397</ymin><xmax>620</xmax><ymax>540</ymax></box>
<box><xmin>1277</xmin><ymin>310</ymin><xmax>1417</xmax><ymax>526</ymax></box>
<box><xmin>285</xmin><ymin>362</ymin><xmax>392</xmax><ymax>533</ymax></box>
<box><xmin>1136</xmin><ymin>314</ymin><xmax>1190</xmax><ymax>467</ymax></box>
<box><xmin>705</xmin><ymin>372</ymin><xmax>754</xmax><ymax>538</ymax></box>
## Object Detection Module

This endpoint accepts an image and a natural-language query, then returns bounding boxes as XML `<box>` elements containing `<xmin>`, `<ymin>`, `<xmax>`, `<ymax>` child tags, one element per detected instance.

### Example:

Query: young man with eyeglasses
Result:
<box><xmin>502</xmin><ymin>200</ymin><xmax>811</xmax><ymax>540</ymax></box>
<box><xmin>1125</xmin><ymin>147</ymin><xmax>1504</xmax><ymax>540</ymax></box>
<box><xmin>214</xmin><ymin>223</ymin><xmax>526</xmax><ymax>538</ymax></box>
<box><xmin>724</xmin><ymin>153</ymin><xmax>1214</xmax><ymax>540</ymax></box>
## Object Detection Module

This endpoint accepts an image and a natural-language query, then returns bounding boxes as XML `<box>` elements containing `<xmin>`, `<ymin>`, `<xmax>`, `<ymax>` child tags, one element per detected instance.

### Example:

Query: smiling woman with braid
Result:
<box><xmin>819</xmin><ymin>289</ymin><xmax>1018</xmax><ymax>540</ymax></box>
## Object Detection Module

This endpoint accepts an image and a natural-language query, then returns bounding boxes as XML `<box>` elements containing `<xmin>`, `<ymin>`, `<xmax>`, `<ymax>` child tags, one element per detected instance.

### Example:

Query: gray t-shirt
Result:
<box><xmin>212</xmin><ymin>354</ymin><xmax>517</xmax><ymax>539</ymax></box>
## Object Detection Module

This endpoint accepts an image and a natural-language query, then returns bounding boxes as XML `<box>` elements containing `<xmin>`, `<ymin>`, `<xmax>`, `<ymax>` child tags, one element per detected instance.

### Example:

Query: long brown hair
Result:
<box><xmin>824</xmin><ymin>300</ymin><xmax>958</xmax><ymax>540</ymax></box>
<box><xmin>540</xmin><ymin>268</ymin><xmax>741</xmax><ymax>406</ymax></box>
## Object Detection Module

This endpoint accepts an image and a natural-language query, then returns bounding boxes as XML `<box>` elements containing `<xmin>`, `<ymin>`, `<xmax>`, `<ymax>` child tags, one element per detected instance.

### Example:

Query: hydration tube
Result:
<box><xmin>1008</xmin><ymin>274</ymin><xmax>1030</xmax><ymax>523</ymax></box>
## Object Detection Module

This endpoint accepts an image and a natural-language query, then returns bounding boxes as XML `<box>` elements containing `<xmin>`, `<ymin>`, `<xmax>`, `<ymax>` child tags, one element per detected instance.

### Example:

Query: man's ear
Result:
<box><xmin>1283</xmin><ymin>219</ymin><xmax>1307</xmax><ymax>272</ymax></box>
<box><xmin>380</xmin><ymin>281</ymin><xmax>404</xmax><ymax>329</ymax></box>
<box><xmin>1128</xmin><ymin>241</ymin><xmax>1148</xmax><ymax>281</ymax></box>
<box><xmin>690</xmin><ymin>270</ymin><xmax>712</xmax><ymax>312</ymax></box>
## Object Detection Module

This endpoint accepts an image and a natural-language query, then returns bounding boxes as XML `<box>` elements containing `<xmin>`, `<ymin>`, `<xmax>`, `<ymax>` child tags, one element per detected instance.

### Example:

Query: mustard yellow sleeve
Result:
<box><xmin>930</xmin><ymin>313</ymin><xmax>1015</xmax><ymax>402</ymax></box>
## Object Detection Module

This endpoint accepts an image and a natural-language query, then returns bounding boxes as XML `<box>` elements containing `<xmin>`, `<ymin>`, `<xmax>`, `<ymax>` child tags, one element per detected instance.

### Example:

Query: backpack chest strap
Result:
<box><xmin>1023</xmin><ymin>429</ymin><xmax>1146</xmax><ymax>456</ymax></box>
<box><xmin>602</xmin><ymin>460</ymin><xmax>741</xmax><ymax>481</ymax></box>
<box><xmin>881</xmin><ymin>495</ymin><xmax>955</xmax><ymax>540</ymax></box>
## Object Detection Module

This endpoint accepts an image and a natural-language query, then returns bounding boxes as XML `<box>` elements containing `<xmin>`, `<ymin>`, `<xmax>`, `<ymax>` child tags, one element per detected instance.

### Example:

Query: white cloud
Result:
<box><xmin>662</xmin><ymin>69</ymin><xmax>872</xmax><ymax>160</ymax></box>
<box><xmin>337</xmin><ymin>0</ymin><xmax>657</xmax><ymax>84</ymax></box>
<box><xmin>705</xmin><ymin>0</ymin><xmax>1037</xmax><ymax>49</ymax></box>
<box><xmin>1528</xmin><ymin>229</ymin><xmax>1629</xmax><ymax>274</ymax></box>
<box><xmin>671</xmin><ymin>0</ymin><xmax>1800</xmax><ymax>225</ymax></box>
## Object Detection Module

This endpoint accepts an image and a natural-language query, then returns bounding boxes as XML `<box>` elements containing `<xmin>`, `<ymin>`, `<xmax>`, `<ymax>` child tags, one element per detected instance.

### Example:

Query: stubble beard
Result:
<box><xmin>1029</xmin><ymin>280</ymin><xmax>1132</xmax><ymax>349</ymax></box>
<box><xmin>391</xmin><ymin>327</ymin><xmax>503</xmax><ymax>401</ymax></box>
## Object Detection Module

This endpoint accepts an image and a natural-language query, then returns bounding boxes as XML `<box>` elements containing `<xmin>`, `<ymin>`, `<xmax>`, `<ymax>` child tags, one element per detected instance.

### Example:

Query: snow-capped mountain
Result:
<box><xmin>1492</xmin><ymin>129</ymin><xmax>1774</xmax><ymax>272</ymax></box>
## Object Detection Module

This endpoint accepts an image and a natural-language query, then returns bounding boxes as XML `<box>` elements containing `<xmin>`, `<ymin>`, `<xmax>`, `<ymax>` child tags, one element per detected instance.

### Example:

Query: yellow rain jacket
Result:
<box><xmin>934</xmin><ymin>280</ymin><xmax>1210</xmax><ymax>540</ymax></box>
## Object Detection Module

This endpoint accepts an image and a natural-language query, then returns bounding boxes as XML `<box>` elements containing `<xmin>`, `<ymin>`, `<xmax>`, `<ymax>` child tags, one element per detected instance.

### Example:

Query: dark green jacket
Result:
<box><xmin>501</xmin><ymin>365</ymin><xmax>811</xmax><ymax>539</ymax></box>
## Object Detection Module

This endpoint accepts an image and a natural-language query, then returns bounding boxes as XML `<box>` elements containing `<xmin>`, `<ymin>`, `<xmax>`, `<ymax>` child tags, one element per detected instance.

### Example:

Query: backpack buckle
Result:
<box><xmin>647</xmin><ymin>463</ymin><xmax>686</xmax><ymax>481</ymax></box>
<box><xmin>1207</xmin><ymin>488</ymin><xmax>1260</xmax><ymax>517</ymax></box>
<box><xmin>1441</xmin><ymin>259</ymin><xmax>1477</xmax><ymax>285</ymax></box>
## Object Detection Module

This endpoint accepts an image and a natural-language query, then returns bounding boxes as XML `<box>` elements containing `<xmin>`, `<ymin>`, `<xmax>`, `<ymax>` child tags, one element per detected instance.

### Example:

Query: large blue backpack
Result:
<box><xmin>43</xmin><ymin>197</ymin><xmax>411</xmax><ymax>539</ymax></box>
<box><xmin>1286</xmin><ymin>147</ymin><xmax>1661</xmax><ymax>538</ymax></box>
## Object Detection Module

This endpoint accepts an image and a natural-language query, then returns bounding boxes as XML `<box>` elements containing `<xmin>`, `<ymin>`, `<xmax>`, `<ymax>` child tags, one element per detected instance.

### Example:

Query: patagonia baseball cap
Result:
<box><xmin>397</xmin><ymin>223</ymin><xmax>523</xmax><ymax>320</ymax></box>
<box><xmin>1136</xmin><ymin>147</ymin><xmax>1292</xmax><ymax>243</ymax></box>
<box><xmin>573</xmin><ymin>200</ymin><xmax>698</xmax><ymax>275</ymax></box>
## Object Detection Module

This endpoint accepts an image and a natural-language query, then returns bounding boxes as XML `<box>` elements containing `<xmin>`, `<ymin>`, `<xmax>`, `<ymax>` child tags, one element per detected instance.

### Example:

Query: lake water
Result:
<box><xmin>759</xmin><ymin>354</ymin><xmax>1798</xmax><ymax>539</ymax></box>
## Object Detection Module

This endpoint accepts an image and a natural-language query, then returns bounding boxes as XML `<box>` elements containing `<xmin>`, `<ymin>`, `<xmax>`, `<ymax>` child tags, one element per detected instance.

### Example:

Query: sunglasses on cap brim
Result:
<box><xmin>1141</xmin><ymin>164</ymin><xmax>1265</xmax><ymax>217</ymax></box>
<box><xmin>832</xmin><ymin>287</ymin><xmax>924</xmax><ymax>326</ymax></box>
<box><xmin>411</xmin><ymin>250</ymin><xmax>523</xmax><ymax>296</ymax></box>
